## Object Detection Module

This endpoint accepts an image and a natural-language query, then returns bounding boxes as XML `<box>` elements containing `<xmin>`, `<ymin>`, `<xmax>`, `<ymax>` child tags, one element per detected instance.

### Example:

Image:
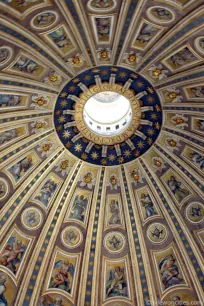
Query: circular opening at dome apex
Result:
<box><xmin>83</xmin><ymin>91</ymin><xmax>132</xmax><ymax>136</ymax></box>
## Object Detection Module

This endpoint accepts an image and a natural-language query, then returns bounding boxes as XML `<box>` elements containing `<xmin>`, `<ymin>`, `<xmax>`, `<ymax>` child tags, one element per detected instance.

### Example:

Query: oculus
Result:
<box><xmin>83</xmin><ymin>91</ymin><xmax>132</xmax><ymax>136</ymax></box>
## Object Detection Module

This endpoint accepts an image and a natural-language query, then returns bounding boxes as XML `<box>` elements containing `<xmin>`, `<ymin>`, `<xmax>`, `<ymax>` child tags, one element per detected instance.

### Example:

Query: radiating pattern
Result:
<box><xmin>0</xmin><ymin>1</ymin><xmax>203</xmax><ymax>306</ymax></box>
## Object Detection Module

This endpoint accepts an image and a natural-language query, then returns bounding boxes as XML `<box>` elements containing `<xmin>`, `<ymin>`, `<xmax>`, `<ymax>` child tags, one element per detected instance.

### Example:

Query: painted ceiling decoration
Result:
<box><xmin>55</xmin><ymin>65</ymin><xmax>162</xmax><ymax>166</ymax></box>
<box><xmin>0</xmin><ymin>0</ymin><xmax>203</xmax><ymax>306</ymax></box>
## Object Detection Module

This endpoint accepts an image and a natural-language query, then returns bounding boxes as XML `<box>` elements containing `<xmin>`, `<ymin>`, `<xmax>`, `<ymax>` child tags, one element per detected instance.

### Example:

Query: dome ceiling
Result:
<box><xmin>0</xmin><ymin>1</ymin><xmax>203</xmax><ymax>306</ymax></box>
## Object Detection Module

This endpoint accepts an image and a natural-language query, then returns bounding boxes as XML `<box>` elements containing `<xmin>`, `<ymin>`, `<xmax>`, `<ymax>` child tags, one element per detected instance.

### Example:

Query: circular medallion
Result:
<box><xmin>61</xmin><ymin>226</ymin><xmax>83</xmax><ymax>249</ymax></box>
<box><xmin>186</xmin><ymin>202</ymin><xmax>204</xmax><ymax>224</ymax></box>
<box><xmin>31</xmin><ymin>11</ymin><xmax>58</xmax><ymax>29</ymax></box>
<box><xmin>0</xmin><ymin>178</ymin><xmax>9</xmax><ymax>200</ymax></box>
<box><xmin>147</xmin><ymin>223</ymin><xmax>168</xmax><ymax>244</ymax></box>
<box><xmin>147</xmin><ymin>6</ymin><xmax>175</xmax><ymax>24</ymax></box>
<box><xmin>21</xmin><ymin>207</ymin><xmax>42</xmax><ymax>230</ymax></box>
<box><xmin>104</xmin><ymin>232</ymin><xmax>125</xmax><ymax>253</ymax></box>
<box><xmin>54</xmin><ymin>66</ymin><xmax>162</xmax><ymax>166</ymax></box>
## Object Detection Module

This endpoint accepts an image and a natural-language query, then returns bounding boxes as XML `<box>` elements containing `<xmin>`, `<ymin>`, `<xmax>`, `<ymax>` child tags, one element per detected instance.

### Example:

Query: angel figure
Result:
<box><xmin>95</xmin><ymin>18</ymin><xmax>110</xmax><ymax>40</ymax></box>
<box><xmin>49</xmin><ymin>260</ymin><xmax>75</xmax><ymax>293</ymax></box>
<box><xmin>14</xmin><ymin>56</ymin><xmax>39</xmax><ymax>74</ymax></box>
<box><xmin>165</xmin><ymin>137</ymin><xmax>181</xmax><ymax>152</ymax></box>
<box><xmin>48</xmin><ymin>28</ymin><xmax>71</xmax><ymax>49</ymax></box>
<box><xmin>35</xmin><ymin>179</ymin><xmax>57</xmax><ymax>207</ymax></box>
<box><xmin>170</xmin><ymin>48</ymin><xmax>196</xmax><ymax>67</ymax></box>
<box><xmin>190</xmin><ymin>151</ymin><xmax>204</xmax><ymax>169</ymax></box>
<box><xmin>171</xmin><ymin>114</ymin><xmax>188</xmax><ymax>129</ymax></box>
<box><xmin>0</xmin><ymin>94</ymin><xmax>21</xmax><ymax>108</ymax></box>
<box><xmin>0</xmin><ymin>236</ymin><xmax>27</xmax><ymax>274</ymax></box>
<box><xmin>79</xmin><ymin>171</ymin><xmax>95</xmax><ymax>189</ymax></box>
<box><xmin>167</xmin><ymin>176</ymin><xmax>190</xmax><ymax>203</ymax></box>
<box><xmin>140</xmin><ymin>193</ymin><xmax>157</xmax><ymax>218</ymax></box>
<box><xmin>107</xmin><ymin>174</ymin><xmax>119</xmax><ymax>190</ymax></box>
<box><xmin>137</xmin><ymin>24</ymin><xmax>157</xmax><ymax>43</ymax></box>
<box><xmin>8</xmin><ymin>156</ymin><xmax>33</xmax><ymax>182</ymax></box>
<box><xmin>190</xmin><ymin>86</ymin><xmax>204</xmax><ymax>98</ymax></box>
<box><xmin>106</xmin><ymin>266</ymin><xmax>128</xmax><ymax>297</ymax></box>
<box><xmin>129</xmin><ymin>168</ymin><xmax>144</xmax><ymax>186</ymax></box>
<box><xmin>0</xmin><ymin>129</ymin><xmax>18</xmax><ymax>145</ymax></box>
<box><xmin>55</xmin><ymin>159</ymin><xmax>71</xmax><ymax>177</ymax></box>
<box><xmin>152</xmin><ymin>157</ymin><xmax>166</xmax><ymax>173</ymax></box>
<box><xmin>159</xmin><ymin>255</ymin><xmax>183</xmax><ymax>289</ymax></box>
<box><xmin>108</xmin><ymin>199</ymin><xmax>121</xmax><ymax>226</ymax></box>
<box><xmin>69</xmin><ymin>195</ymin><xmax>88</xmax><ymax>223</ymax></box>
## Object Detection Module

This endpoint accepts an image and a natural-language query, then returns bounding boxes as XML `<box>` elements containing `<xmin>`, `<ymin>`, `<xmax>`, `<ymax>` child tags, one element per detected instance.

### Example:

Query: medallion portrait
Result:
<box><xmin>186</xmin><ymin>202</ymin><xmax>204</xmax><ymax>224</ymax></box>
<box><xmin>104</xmin><ymin>232</ymin><xmax>125</xmax><ymax>253</ymax></box>
<box><xmin>147</xmin><ymin>223</ymin><xmax>168</xmax><ymax>244</ymax></box>
<box><xmin>21</xmin><ymin>207</ymin><xmax>42</xmax><ymax>230</ymax></box>
<box><xmin>31</xmin><ymin>11</ymin><xmax>57</xmax><ymax>29</ymax></box>
<box><xmin>61</xmin><ymin>227</ymin><xmax>83</xmax><ymax>249</ymax></box>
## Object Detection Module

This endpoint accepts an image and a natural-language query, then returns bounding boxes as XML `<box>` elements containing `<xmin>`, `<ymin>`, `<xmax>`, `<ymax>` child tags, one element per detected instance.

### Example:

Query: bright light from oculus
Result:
<box><xmin>83</xmin><ymin>91</ymin><xmax>132</xmax><ymax>136</ymax></box>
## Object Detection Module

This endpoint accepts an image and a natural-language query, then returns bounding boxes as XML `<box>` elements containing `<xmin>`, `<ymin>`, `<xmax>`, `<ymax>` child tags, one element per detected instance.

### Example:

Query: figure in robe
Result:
<box><xmin>140</xmin><ymin>193</ymin><xmax>157</xmax><ymax>218</ymax></box>
<box><xmin>167</xmin><ymin>176</ymin><xmax>189</xmax><ymax>202</ymax></box>
<box><xmin>0</xmin><ymin>236</ymin><xmax>26</xmax><ymax>275</ymax></box>
<box><xmin>69</xmin><ymin>195</ymin><xmax>88</xmax><ymax>222</ymax></box>
<box><xmin>159</xmin><ymin>255</ymin><xmax>183</xmax><ymax>289</ymax></box>
<box><xmin>49</xmin><ymin>260</ymin><xmax>75</xmax><ymax>294</ymax></box>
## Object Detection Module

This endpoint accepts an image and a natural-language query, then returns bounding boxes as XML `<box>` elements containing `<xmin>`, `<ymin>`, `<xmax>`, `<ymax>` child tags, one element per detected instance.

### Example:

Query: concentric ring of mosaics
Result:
<box><xmin>54</xmin><ymin>66</ymin><xmax>163</xmax><ymax>166</ymax></box>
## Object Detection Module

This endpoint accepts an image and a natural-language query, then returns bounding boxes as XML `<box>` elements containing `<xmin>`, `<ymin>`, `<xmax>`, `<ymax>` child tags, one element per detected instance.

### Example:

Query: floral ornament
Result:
<box><xmin>97</xmin><ymin>48</ymin><xmax>111</xmax><ymax>61</ymax></box>
<box><xmin>152</xmin><ymin>157</ymin><xmax>166</xmax><ymax>173</ymax></box>
<box><xmin>44</xmin><ymin>71</ymin><xmax>62</xmax><ymax>86</ymax></box>
<box><xmin>107</xmin><ymin>174</ymin><xmax>120</xmax><ymax>190</ymax></box>
<box><xmin>124</xmin><ymin>51</ymin><xmax>142</xmax><ymax>65</ymax></box>
<box><xmin>149</xmin><ymin>64</ymin><xmax>168</xmax><ymax>80</ymax></box>
<box><xmin>165</xmin><ymin>87</ymin><xmax>183</xmax><ymax>103</ymax></box>
<box><xmin>129</xmin><ymin>168</ymin><xmax>144</xmax><ymax>186</ymax></box>
<box><xmin>165</xmin><ymin>137</ymin><xmax>181</xmax><ymax>152</ymax></box>
<box><xmin>67</xmin><ymin>53</ymin><xmax>85</xmax><ymax>67</ymax></box>
<box><xmin>37</xmin><ymin>141</ymin><xmax>54</xmax><ymax>157</ymax></box>
<box><xmin>30</xmin><ymin>94</ymin><xmax>49</xmax><ymax>110</ymax></box>
<box><xmin>31</xmin><ymin>119</ymin><xmax>48</xmax><ymax>134</ymax></box>
<box><xmin>171</xmin><ymin>114</ymin><xmax>188</xmax><ymax>129</ymax></box>
<box><xmin>79</xmin><ymin>170</ymin><xmax>96</xmax><ymax>189</ymax></box>
<box><xmin>55</xmin><ymin>159</ymin><xmax>71</xmax><ymax>176</ymax></box>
